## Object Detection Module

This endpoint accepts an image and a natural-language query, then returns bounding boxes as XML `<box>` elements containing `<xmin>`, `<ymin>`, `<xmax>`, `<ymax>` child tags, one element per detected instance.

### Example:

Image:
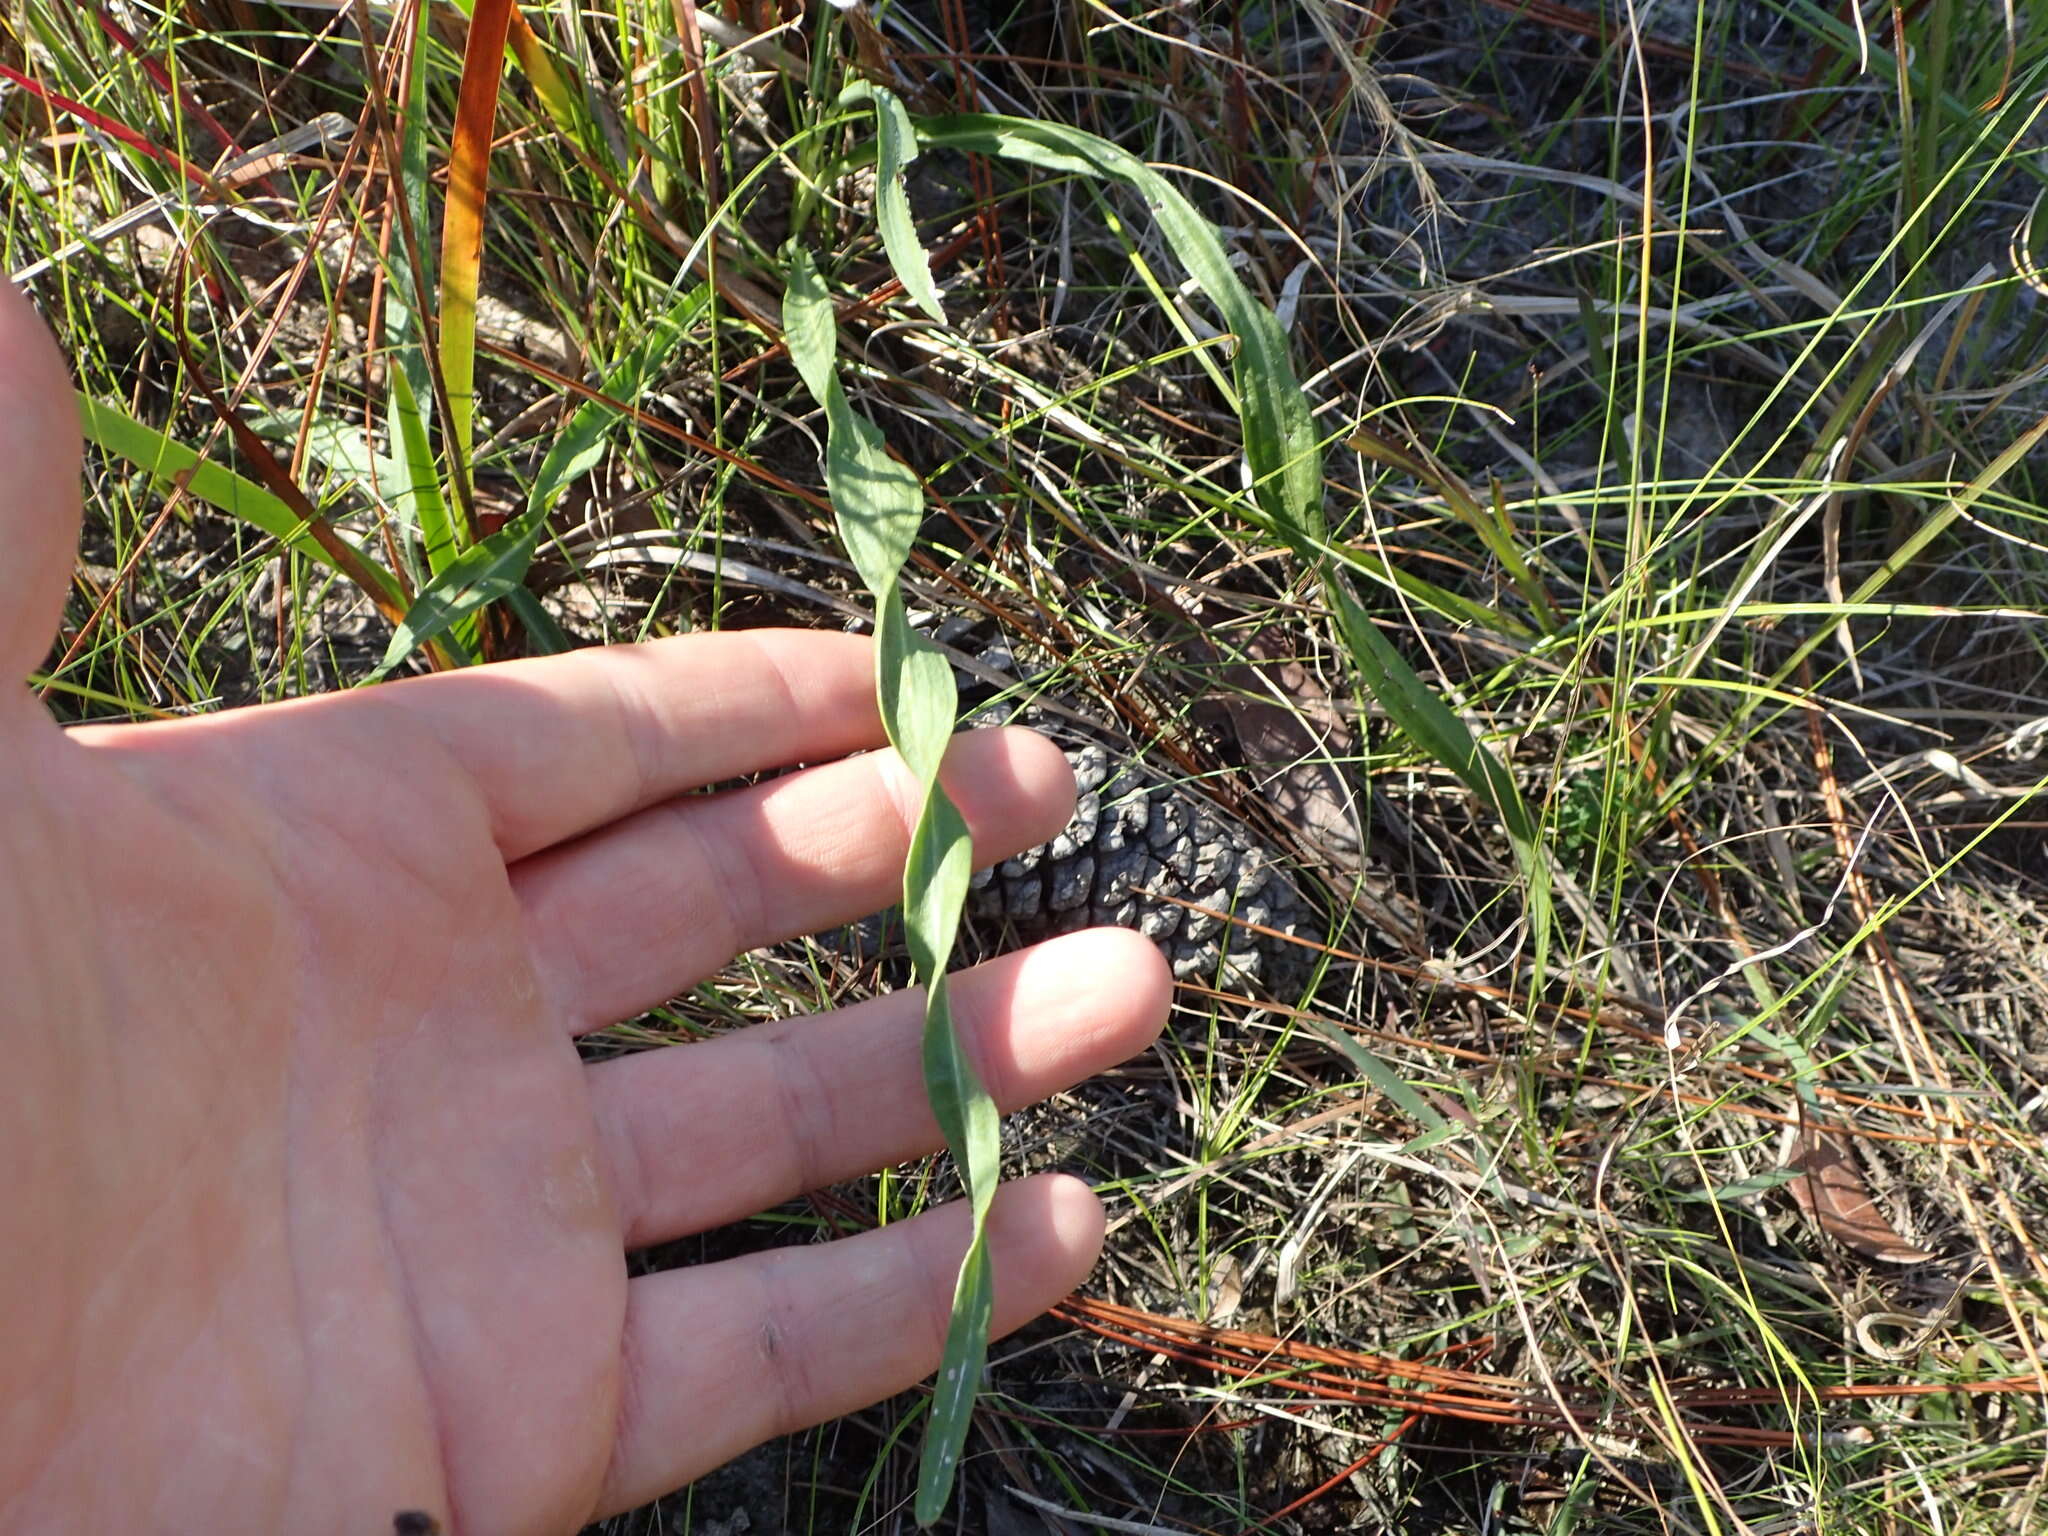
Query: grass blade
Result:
<box><xmin>367</xmin><ymin>506</ymin><xmax>548</xmax><ymax>682</ymax></box>
<box><xmin>447</xmin><ymin>0</ymin><xmax>584</xmax><ymax>138</ymax></box>
<box><xmin>76</xmin><ymin>392</ymin><xmax>401</xmax><ymax>612</ymax></box>
<box><xmin>1299</xmin><ymin>1015</ymin><xmax>1448</xmax><ymax>1138</ymax></box>
<box><xmin>912</xmin><ymin>111</ymin><xmax>1553</xmax><ymax>974</ymax></box>
<box><xmin>374</xmin><ymin>288</ymin><xmax>701</xmax><ymax>677</ymax></box>
<box><xmin>383</xmin><ymin>0</ymin><xmax>461</xmax><ymax>589</ymax></box>
<box><xmin>439</xmin><ymin>0</ymin><xmax>516</xmax><ymax>475</ymax></box>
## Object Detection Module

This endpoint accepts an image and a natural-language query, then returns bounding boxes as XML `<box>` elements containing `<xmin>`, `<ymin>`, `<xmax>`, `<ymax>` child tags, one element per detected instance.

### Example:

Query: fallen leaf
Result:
<box><xmin>1176</xmin><ymin>614</ymin><xmax>1426</xmax><ymax>952</ymax></box>
<box><xmin>1208</xmin><ymin>626</ymin><xmax>1363</xmax><ymax>872</ymax></box>
<box><xmin>1788</xmin><ymin>1124</ymin><xmax>1936</xmax><ymax>1264</ymax></box>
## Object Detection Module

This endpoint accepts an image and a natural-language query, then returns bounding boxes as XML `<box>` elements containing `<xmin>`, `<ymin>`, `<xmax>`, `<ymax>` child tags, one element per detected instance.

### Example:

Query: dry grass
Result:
<box><xmin>9</xmin><ymin>1</ymin><xmax>2048</xmax><ymax>1531</ymax></box>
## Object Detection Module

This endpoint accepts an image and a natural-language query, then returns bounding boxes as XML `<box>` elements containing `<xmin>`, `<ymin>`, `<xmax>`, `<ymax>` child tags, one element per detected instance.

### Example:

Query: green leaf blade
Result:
<box><xmin>913</xmin><ymin>1229</ymin><xmax>993</xmax><ymax>1526</ymax></box>
<box><xmin>75</xmin><ymin>393</ymin><xmax>391</xmax><ymax>586</ymax></box>
<box><xmin>783</xmin><ymin>245</ymin><xmax>922</xmax><ymax>594</ymax></box>
<box><xmin>851</xmin><ymin>82</ymin><xmax>947</xmax><ymax>323</ymax></box>
<box><xmin>367</xmin><ymin>502</ymin><xmax>554</xmax><ymax>681</ymax></box>
<box><xmin>783</xmin><ymin>235</ymin><xmax>996</xmax><ymax>1524</ymax></box>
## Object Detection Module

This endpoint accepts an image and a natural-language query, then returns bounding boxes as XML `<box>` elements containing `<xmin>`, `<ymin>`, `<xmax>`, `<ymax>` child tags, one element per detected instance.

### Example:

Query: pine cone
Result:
<box><xmin>962</xmin><ymin>741</ymin><xmax>1316</xmax><ymax>991</ymax></box>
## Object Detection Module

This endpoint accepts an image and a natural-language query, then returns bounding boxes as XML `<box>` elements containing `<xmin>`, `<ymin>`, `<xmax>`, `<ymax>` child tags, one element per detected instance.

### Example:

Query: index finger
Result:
<box><xmin>362</xmin><ymin>628</ymin><xmax>884</xmax><ymax>861</ymax></box>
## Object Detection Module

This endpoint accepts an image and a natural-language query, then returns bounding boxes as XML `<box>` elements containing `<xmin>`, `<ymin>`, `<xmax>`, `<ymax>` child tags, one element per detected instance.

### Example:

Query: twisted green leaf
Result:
<box><xmin>785</xmin><ymin>250</ymin><xmax>922</xmax><ymax>596</ymax></box>
<box><xmin>783</xmin><ymin>246</ymin><xmax>995</xmax><ymax>1525</ymax></box>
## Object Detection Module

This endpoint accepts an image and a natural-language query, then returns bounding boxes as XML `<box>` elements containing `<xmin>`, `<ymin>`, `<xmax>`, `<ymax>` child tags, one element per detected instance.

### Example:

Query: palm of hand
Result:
<box><xmin>0</xmin><ymin>288</ymin><xmax>1167</xmax><ymax>1533</ymax></box>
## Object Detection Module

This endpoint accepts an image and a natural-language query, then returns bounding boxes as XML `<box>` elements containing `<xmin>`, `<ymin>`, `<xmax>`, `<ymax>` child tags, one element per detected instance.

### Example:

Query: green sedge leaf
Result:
<box><xmin>528</xmin><ymin>287</ymin><xmax>705</xmax><ymax>519</ymax></box>
<box><xmin>387</xmin><ymin>1</ymin><xmax>461</xmax><ymax>586</ymax></box>
<box><xmin>500</xmin><ymin>585</ymin><xmax>572</xmax><ymax>656</ymax></box>
<box><xmin>246</xmin><ymin>408</ymin><xmax>403</xmax><ymax>501</ymax></box>
<box><xmin>1299</xmin><ymin>1015</ymin><xmax>1448</xmax><ymax>1134</ymax></box>
<box><xmin>75</xmin><ymin>393</ymin><xmax>390</xmax><ymax>584</ymax></box>
<box><xmin>388</xmin><ymin>329</ymin><xmax>458</xmax><ymax>588</ymax></box>
<box><xmin>375</xmin><ymin>283</ymin><xmax>701</xmax><ymax>681</ymax></box>
<box><xmin>1333</xmin><ymin>586</ymin><xmax>1551</xmax><ymax>968</ymax></box>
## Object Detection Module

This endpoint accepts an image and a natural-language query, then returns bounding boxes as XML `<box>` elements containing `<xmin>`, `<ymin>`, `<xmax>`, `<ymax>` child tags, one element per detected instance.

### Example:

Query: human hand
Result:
<box><xmin>0</xmin><ymin>282</ymin><xmax>1170</xmax><ymax>1534</ymax></box>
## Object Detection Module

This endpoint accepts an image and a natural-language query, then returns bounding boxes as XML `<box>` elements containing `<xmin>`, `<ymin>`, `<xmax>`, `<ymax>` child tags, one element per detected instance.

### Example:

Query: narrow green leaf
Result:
<box><xmin>784</xmin><ymin>233</ymin><xmax>995</xmax><ymax>1525</ymax></box>
<box><xmin>1334</xmin><ymin>586</ymin><xmax>1552</xmax><ymax>967</ymax></box>
<box><xmin>527</xmin><ymin>289</ymin><xmax>704</xmax><ymax>518</ymax></box>
<box><xmin>906</xmin><ymin>111</ymin><xmax>1552</xmax><ymax>978</ymax></box>
<box><xmin>844</xmin><ymin>81</ymin><xmax>946</xmax><ymax>323</ymax></box>
<box><xmin>1676</xmin><ymin>1171</ymin><xmax>1802</xmax><ymax>1203</ymax></box>
<box><xmin>903</xmin><ymin>792</ymin><xmax>973</xmax><ymax>991</ymax></box>
<box><xmin>911</xmin><ymin>115</ymin><xmax>1322</xmax><ymax>546</ymax></box>
<box><xmin>913</xmin><ymin>1229</ymin><xmax>993</xmax><ymax>1526</ymax></box>
<box><xmin>1299</xmin><ymin>1015</ymin><xmax>1448</xmax><ymax>1134</ymax></box>
<box><xmin>388</xmin><ymin>357</ymin><xmax>456</xmax><ymax>580</ymax></box>
<box><xmin>501</xmin><ymin>585</ymin><xmax>572</xmax><ymax>655</ymax></box>
<box><xmin>368</xmin><ymin>501</ymin><xmax>554</xmax><ymax>680</ymax></box>
<box><xmin>75</xmin><ymin>394</ymin><xmax>388</xmax><ymax>581</ymax></box>
<box><xmin>372</xmin><ymin>284</ymin><xmax>700</xmax><ymax>680</ymax></box>
<box><xmin>783</xmin><ymin>244</ymin><xmax>922</xmax><ymax>594</ymax></box>
<box><xmin>879</xmin><ymin>594</ymin><xmax>959</xmax><ymax>787</ymax></box>
<box><xmin>387</xmin><ymin>2</ymin><xmax>461</xmax><ymax>584</ymax></box>
<box><xmin>246</xmin><ymin>408</ymin><xmax>403</xmax><ymax>498</ymax></box>
<box><xmin>782</xmin><ymin>244</ymin><xmax>839</xmax><ymax>405</ymax></box>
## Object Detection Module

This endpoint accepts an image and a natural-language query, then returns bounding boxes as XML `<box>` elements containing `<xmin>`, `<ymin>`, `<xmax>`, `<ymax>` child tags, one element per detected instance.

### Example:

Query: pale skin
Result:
<box><xmin>0</xmin><ymin>280</ymin><xmax>1171</xmax><ymax>1533</ymax></box>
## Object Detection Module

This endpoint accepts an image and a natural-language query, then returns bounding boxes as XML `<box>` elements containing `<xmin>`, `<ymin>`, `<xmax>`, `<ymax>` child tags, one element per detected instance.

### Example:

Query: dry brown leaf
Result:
<box><xmin>1789</xmin><ymin>1124</ymin><xmax>1936</xmax><ymax>1264</ymax></box>
<box><xmin>1207</xmin><ymin>625</ymin><xmax>1362</xmax><ymax>872</ymax></box>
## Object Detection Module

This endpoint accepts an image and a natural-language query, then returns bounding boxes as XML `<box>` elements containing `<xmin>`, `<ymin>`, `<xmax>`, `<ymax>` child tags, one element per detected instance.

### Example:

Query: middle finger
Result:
<box><xmin>514</xmin><ymin>725</ymin><xmax>1074</xmax><ymax>1032</ymax></box>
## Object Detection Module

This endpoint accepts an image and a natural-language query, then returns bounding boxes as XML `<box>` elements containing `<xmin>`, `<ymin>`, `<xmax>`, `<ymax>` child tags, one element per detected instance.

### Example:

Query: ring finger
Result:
<box><xmin>514</xmin><ymin>724</ymin><xmax>1076</xmax><ymax>1032</ymax></box>
<box><xmin>588</xmin><ymin>927</ymin><xmax>1172</xmax><ymax>1249</ymax></box>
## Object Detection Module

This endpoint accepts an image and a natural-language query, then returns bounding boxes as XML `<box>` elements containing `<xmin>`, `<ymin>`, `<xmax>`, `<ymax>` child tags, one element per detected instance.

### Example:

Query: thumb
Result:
<box><xmin>0</xmin><ymin>281</ymin><xmax>81</xmax><ymax>692</ymax></box>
